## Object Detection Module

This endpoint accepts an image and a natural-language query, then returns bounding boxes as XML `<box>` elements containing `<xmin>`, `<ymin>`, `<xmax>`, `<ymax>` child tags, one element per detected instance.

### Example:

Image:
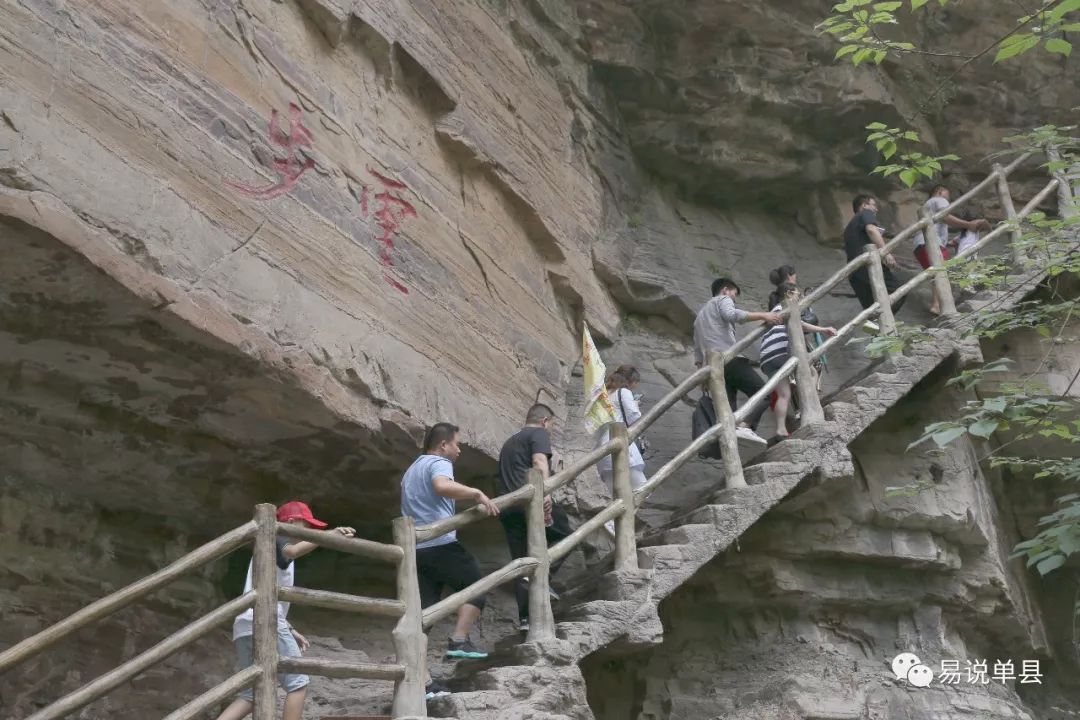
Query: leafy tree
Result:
<box><xmin>819</xmin><ymin>0</ymin><xmax>1080</xmax><ymax>579</ymax></box>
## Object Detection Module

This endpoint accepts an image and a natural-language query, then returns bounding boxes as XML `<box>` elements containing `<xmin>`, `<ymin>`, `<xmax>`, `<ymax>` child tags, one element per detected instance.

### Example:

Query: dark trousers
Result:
<box><xmin>416</xmin><ymin>541</ymin><xmax>486</xmax><ymax>611</ymax></box>
<box><xmin>499</xmin><ymin>504</ymin><xmax>572</xmax><ymax>621</ymax></box>
<box><xmin>724</xmin><ymin>356</ymin><xmax>768</xmax><ymax>430</ymax></box>
<box><xmin>849</xmin><ymin>267</ymin><xmax>907</xmax><ymax>314</ymax></box>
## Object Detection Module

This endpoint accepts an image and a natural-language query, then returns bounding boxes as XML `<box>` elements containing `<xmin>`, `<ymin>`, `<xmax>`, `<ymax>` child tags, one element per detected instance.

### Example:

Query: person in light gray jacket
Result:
<box><xmin>693</xmin><ymin>277</ymin><xmax>782</xmax><ymax>446</ymax></box>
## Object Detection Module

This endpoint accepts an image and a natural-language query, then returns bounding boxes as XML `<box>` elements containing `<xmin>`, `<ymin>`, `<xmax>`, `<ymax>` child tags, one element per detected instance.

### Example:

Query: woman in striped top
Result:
<box><xmin>759</xmin><ymin>283</ymin><xmax>837</xmax><ymax>437</ymax></box>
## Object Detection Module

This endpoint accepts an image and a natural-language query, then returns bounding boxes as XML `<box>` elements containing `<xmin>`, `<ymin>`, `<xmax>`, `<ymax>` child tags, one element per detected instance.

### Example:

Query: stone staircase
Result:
<box><xmin>424</xmin><ymin>327</ymin><xmax>976</xmax><ymax>719</ymax></box>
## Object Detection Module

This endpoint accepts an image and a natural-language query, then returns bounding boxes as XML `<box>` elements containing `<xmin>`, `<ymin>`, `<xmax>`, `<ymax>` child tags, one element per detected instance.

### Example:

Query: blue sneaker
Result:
<box><xmin>425</xmin><ymin>680</ymin><xmax>451</xmax><ymax>699</ymax></box>
<box><xmin>445</xmin><ymin>637</ymin><xmax>489</xmax><ymax>659</ymax></box>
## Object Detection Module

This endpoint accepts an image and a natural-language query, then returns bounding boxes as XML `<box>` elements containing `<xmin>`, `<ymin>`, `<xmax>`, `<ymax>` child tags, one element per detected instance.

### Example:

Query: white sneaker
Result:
<box><xmin>603</xmin><ymin>520</ymin><xmax>616</xmax><ymax>538</ymax></box>
<box><xmin>862</xmin><ymin>320</ymin><xmax>880</xmax><ymax>335</ymax></box>
<box><xmin>735</xmin><ymin>426</ymin><xmax>767</xmax><ymax>446</ymax></box>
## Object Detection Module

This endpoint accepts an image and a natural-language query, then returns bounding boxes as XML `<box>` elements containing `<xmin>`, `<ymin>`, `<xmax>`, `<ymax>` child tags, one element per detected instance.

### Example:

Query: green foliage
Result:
<box><xmin>884</xmin><ymin>477</ymin><xmax>935</xmax><ymax>498</ymax></box>
<box><xmin>817</xmin><ymin>0</ymin><xmax>948</xmax><ymax>65</ymax></box>
<box><xmin>943</xmin><ymin>358</ymin><xmax>1014</xmax><ymax>391</ymax></box>
<box><xmin>908</xmin><ymin>384</ymin><xmax>1075</xmax><ymax>450</ymax></box>
<box><xmin>994</xmin><ymin>0</ymin><xmax>1080</xmax><ymax>63</ymax></box>
<box><xmin>819</xmin><ymin>0</ymin><xmax>1080</xmax><ymax>588</ymax></box>
<box><xmin>1011</xmin><ymin>492</ymin><xmax>1080</xmax><ymax>575</ymax></box>
<box><xmin>864</xmin><ymin>124</ymin><xmax>960</xmax><ymax>186</ymax></box>
<box><xmin>850</xmin><ymin>320</ymin><xmax>931</xmax><ymax>357</ymax></box>
<box><xmin>820</xmin><ymin>0</ymin><xmax>1080</xmax><ymax>67</ymax></box>
<box><xmin>964</xmin><ymin>298</ymin><xmax>1080</xmax><ymax>340</ymax></box>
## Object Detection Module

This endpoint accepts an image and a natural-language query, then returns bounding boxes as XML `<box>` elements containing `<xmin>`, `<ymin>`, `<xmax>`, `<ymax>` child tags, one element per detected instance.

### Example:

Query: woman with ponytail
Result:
<box><xmin>769</xmin><ymin>264</ymin><xmax>797</xmax><ymax>288</ymax></box>
<box><xmin>759</xmin><ymin>284</ymin><xmax>837</xmax><ymax>437</ymax></box>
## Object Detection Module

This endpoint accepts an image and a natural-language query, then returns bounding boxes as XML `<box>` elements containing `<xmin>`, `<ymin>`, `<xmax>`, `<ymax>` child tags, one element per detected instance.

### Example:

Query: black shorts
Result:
<box><xmin>416</xmin><ymin>540</ymin><xmax>486</xmax><ymax>611</ymax></box>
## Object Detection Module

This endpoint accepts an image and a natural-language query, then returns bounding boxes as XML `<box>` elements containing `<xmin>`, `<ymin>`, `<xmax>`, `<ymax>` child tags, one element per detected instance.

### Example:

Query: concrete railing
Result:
<box><xmin>1</xmin><ymin>146</ymin><xmax>1071</xmax><ymax>719</ymax></box>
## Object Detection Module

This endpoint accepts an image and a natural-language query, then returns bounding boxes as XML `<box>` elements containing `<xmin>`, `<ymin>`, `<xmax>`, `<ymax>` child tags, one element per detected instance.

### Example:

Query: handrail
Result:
<box><xmin>546</xmin><ymin>437</ymin><xmax>622</xmax><ymax>493</ymax></box>
<box><xmin>408</xmin><ymin>149</ymin><xmax>1047</xmax><ymax>572</ymax></box>
<box><xmin>162</xmin><ymin>666</ymin><xmax>262</xmax><ymax>720</ymax></box>
<box><xmin>890</xmin><ymin>177</ymin><xmax>1061</xmax><ymax>305</ymax></box>
<box><xmin>633</xmin><ymin>358</ymin><xmax>800</xmax><ymax>503</ymax></box>
<box><xmin>415</xmin><ymin>483</ymin><xmax>535</xmax><ymax>542</ymax></box>
<box><xmin>0</xmin><ymin>521</ymin><xmax>257</xmax><ymax>674</ymax></box>
<box><xmin>627</xmin><ymin>366</ymin><xmax>711</xmax><ymax>441</ymax></box>
<box><xmin>277</xmin><ymin>521</ymin><xmax>404</xmax><ymax>564</ymax></box>
<box><xmin>278</xmin><ymin>586</ymin><xmax>406</xmax><ymax>617</ymax></box>
<box><xmin>25</xmin><ymin>593</ymin><xmax>256</xmax><ymax>720</ymax></box>
<box><xmin>5</xmin><ymin>147</ymin><xmax>1066</xmax><ymax>720</ymax></box>
<box><xmin>881</xmin><ymin>152</ymin><xmax>1030</xmax><ymax>255</ymax></box>
<box><xmin>549</xmin><ymin>500</ymin><xmax>627</xmax><ymax>562</ymax></box>
<box><xmin>278</xmin><ymin>657</ymin><xmax>407</xmax><ymax>681</ymax></box>
<box><xmin>421</xmin><ymin>556</ymin><xmax>540</xmax><ymax>629</ymax></box>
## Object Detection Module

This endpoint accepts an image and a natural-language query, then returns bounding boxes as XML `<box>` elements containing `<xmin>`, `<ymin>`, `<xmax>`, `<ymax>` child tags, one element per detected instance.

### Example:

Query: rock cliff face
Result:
<box><xmin>1</xmin><ymin>0</ymin><xmax>1078</xmax><ymax>718</ymax></box>
<box><xmin>584</xmin><ymin>364</ymin><xmax>1057</xmax><ymax>720</ymax></box>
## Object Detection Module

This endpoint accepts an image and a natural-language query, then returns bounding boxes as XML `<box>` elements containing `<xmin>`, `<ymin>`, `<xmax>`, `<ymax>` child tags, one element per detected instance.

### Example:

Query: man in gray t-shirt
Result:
<box><xmin>915</xmin><ymin>185</ymin><xmax>990</xmax><ymax>314</ymax></box>
<box><xmin>400</xmin><ymin>422</ymin><xmax>500</xmax><ymax>675</ymax></box>
<box><xmin>693</xmin><ymin>277</ymin><xmax>782</xmax><ymax>445</ymax></box>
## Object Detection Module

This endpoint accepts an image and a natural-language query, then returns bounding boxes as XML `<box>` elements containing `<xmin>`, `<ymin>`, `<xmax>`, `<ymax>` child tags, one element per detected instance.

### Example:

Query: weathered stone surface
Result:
<box><xmin>583</xmin><ymin>361</ymin><xmax>1052</xmax><ymax>720</ymax></box>
<box><xmin>2</xmin><ymin>0</ymin><xmax>1078</xmax><ymax>718</ymax></box>
<box><xmin>576</xmin><ymin>0</ymin><xmax>1079</xmax><ymax>239</ymax></box>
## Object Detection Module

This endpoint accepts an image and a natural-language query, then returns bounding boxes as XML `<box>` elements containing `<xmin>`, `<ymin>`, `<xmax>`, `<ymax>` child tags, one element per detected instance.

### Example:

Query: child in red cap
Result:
<box><xmin>215</xmin><ymin>501</ymin><xmax>355</xmax><ymax>720</ymax></box>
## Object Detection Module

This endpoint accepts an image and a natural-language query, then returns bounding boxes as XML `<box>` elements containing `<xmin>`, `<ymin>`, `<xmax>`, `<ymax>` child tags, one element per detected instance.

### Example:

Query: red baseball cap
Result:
<box><xmin>276</xmin><ymin>501</ymin><xmax>328</xmax><ymax>529</ymax></box>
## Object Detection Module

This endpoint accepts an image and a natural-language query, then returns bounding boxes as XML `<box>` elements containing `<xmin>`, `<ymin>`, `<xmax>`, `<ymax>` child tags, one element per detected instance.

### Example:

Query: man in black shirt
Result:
<box><xmin>844</xmin><ymin>194</ymin><xmax>906</xmax><ymax>313</ymax></box>
<box><xmin>497</xmin><ymin>403</ymin><xmax>572</xmax><ymax>631</ymax></box>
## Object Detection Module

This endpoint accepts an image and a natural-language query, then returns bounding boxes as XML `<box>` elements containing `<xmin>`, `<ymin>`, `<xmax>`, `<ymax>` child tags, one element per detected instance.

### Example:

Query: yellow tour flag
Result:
<box><xmin>582</xmin><ymin>325</ymin><xmax>616</xmax><ymax>433</ymax></box>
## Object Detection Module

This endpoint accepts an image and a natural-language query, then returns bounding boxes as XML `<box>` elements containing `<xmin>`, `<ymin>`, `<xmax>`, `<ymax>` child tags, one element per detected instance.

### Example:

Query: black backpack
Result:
<box><xmin>692</xmin><ymin>393</ymin><xmax>723</xmax><ymax>459</ymax></box>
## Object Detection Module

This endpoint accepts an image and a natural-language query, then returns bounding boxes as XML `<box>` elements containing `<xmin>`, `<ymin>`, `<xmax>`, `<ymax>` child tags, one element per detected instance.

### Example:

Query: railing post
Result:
<box><xmin>391</xmin><ymin>517</ymin><xmax>427</xmax><ymax>718</ymax></box>
<box><xmin>525</xmin><ymin>468</ymin><xmax>556</xmax><ymax>641</ymax></box>
<box><xmin>251</xmin><ymin>504</ymin><xmax>279</xmax><ymax>720</ymax></box>
<box><xmin>610</xmin><ymin>423</ymin><xmax>639</xmax><ymax>570</ymax></box>
<box><xmin>1046</xmin><ymin>144</ymin><xmax>1076</xmax><ymax>219</ymax></box>
<box><xmin>864</xmin><ymin>245</ymin><xmax>897</xmax><ymax>334</ymax></box>
<box><xmin>785</xmin><ymin>299</ymin><xmax>824</xmax><ymax>426</ymax></box>
<box><xmin>992</xmin><ymin>163</ymin><xmax>1023</xmax><ymax>266</ymax></box>
<box><xmin>707</xmin><ymin>351</ymin><xmax>746</xmax><ymax>488</ymax></box>
<box><xmin>919</xmin><ymin>207</ymin><xmax>957</xmax><ymax>316</ymax></box>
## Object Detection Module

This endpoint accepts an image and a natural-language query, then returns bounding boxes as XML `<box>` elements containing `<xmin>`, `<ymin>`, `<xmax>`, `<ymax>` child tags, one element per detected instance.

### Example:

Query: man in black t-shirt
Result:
<box><xmin>844</xmin><ymin>194</ymin><xmax>906</xmax><ymax>313</ymax></box>
<box><xmin>497</xmin><ymin>403</ymin><xmax>572</xmax><ymax>631</ymax></box>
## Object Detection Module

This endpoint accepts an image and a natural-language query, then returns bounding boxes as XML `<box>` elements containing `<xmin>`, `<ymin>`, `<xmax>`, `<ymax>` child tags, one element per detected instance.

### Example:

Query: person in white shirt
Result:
<box><xmin>915</xmin><ymin>185</ymin><xmax>991</xmax><ymax>314</ymax></box>
<box><xmin>595</xmin><ymin>364</ymin><xmax>647</xmax><ymax>536</ymax></box>
<box><xmin>952</xmin><ymin>209</ymin><xmax>984</xmax><ymax>258</ymax></box>
<box><xmin>216</xmin><ymin>501</ymin><xmax>355</xmax><ymax>720</ymax></box>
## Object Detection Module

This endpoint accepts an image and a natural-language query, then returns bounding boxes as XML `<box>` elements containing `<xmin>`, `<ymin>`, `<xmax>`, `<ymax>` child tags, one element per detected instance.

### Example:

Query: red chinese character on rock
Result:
<box><xmin>359</xmin><ymin>168</ymin><xmax>416</xmax><ymax>295</ymax></box>
<box><xmin>227</xmin><ymin>103</ymin><xmax>315</xmax><ymax>201</ymax></box>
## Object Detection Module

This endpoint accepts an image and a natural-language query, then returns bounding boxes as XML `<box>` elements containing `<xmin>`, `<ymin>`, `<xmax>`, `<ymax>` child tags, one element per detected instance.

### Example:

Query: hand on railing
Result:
<box><xmin>883</xmin><ymin>252</ymin><xmax>899</xmax><ymax>270</ymax></box>
<box><xmin>761</xmin><ymin>311</ymin><xmax>783</xmax><ymax>325</ymax></box>
<box><xmin>474</xmin><ymin>489</ymin><xmax>501</xmax><ymax>517</ymax></box>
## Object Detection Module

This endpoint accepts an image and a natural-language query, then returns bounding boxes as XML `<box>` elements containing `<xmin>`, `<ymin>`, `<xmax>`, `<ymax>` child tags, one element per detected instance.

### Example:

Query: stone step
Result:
<box><xmin>676</xmin><ymin>502</ymin><xmax>740</xmax><ymax>527</ymax></box>
<box><xmin>636</xmin><ymin>543</ymin><xmax>692</xmax><ymax>571</ymax></box>
<box><xmin>557</xmin><ymin>598</ymin><xmax>631</xmax><ymax>623</ymax></box>
<box><xmin>554</xmin><ymin>620</ymin><xmax>595</xmax><ymax>651</ymax></box>
<box><xmin>639</xmin><ymin>522</ymin><xmax>715</xmax><ymax>548</ymax></box>
<box><xmin>427</xmin><ymin>690</ymin><xmax>514</xmax><ymax>719</ymax></box>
